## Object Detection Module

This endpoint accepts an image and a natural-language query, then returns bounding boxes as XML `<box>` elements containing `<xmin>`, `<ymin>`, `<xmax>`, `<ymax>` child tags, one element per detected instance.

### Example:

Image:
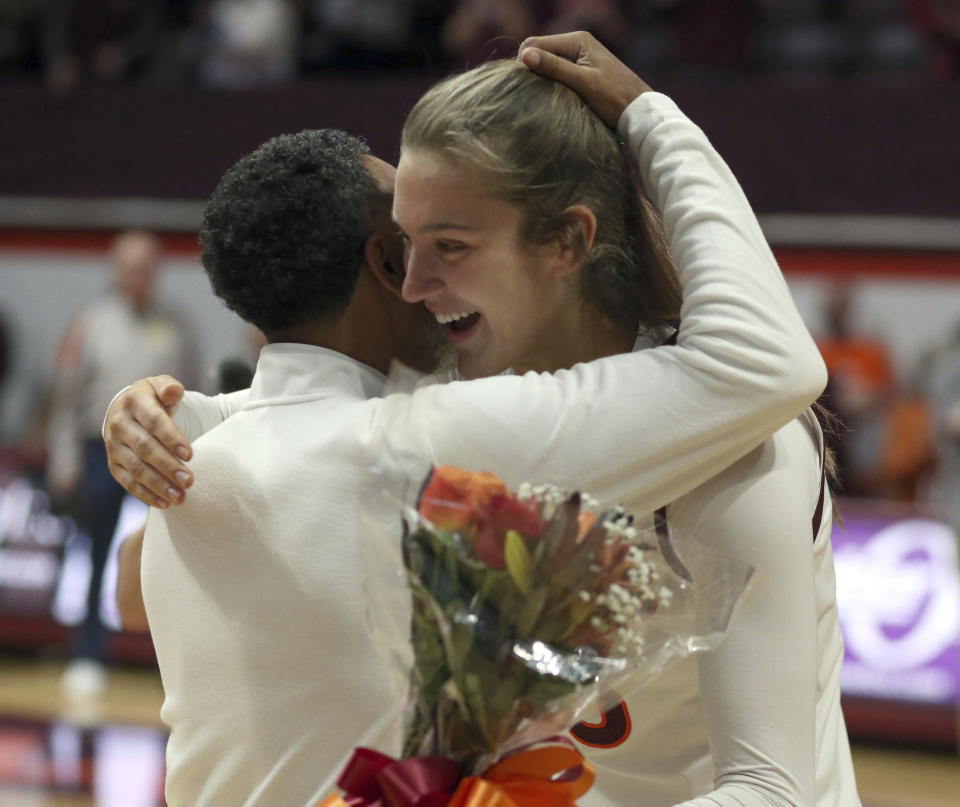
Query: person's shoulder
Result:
<box><xmin>164</xmin><ymin>426</ymin><xmax>264</xmax><ymax>518</ymax></box>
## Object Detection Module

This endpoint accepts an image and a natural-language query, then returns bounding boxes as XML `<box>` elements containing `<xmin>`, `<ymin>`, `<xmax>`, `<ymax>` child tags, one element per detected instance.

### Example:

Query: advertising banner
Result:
<box><xmin>834</xmin><ymin>509</ymin><xmax>960</xmax><ymax>706</ymax></box>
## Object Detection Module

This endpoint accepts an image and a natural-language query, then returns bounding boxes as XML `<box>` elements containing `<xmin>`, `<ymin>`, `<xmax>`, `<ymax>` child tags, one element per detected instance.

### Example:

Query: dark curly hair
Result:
<box><xmin>199</xmin><ymin>129</ymin><xmax>382</xmax><ymax>335</ymax></box>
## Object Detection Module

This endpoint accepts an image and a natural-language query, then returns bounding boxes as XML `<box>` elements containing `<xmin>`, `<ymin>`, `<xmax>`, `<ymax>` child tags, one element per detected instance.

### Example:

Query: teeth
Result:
<box><xmin>435</xmin><ymin>311</ymin><xmax>477</xmax><ymax>325</ymax></box>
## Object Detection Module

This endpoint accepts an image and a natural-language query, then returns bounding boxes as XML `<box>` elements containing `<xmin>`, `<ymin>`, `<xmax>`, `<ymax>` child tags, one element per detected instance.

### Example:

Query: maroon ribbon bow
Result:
<box><xmin>333</xmin><ymin>748</ymin><xmax>460</xmax><ymax>807</ymax></box>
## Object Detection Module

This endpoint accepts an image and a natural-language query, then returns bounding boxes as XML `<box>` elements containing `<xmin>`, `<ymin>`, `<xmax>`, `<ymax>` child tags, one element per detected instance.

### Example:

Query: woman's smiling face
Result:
<box><xmin>394</xmin><ymin>148</ymin><xmax>576</xmax><ymax>380</ymax></box>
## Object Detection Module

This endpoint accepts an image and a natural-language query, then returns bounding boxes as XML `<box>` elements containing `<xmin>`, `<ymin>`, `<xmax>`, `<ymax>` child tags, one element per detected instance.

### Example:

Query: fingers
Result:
<box><xmin>127</xmin><ymin>377</ymin><xmax>191</xmax><ymax>460</ymax></box>
<box><xmin>519</xmin><ymin>32</ymin><xmax>590</xmax><ymax>65</ymax></box>
<box><xmin>145</xmin><ymin>375</ymin><xmax>191</xmax><ymax>460</ymax></box>
<box><xmin>518</xmin><ymin>31</ymin><xmax>651</xmax><ymax>129</ymax></box>
<box><xmin>108</xmin><ymin>460</ymin><xmax>173</xmax><ymax>510</ymax></box>
<box><xmin>519</xmin><ymin>42</ymin><xmax>589</xmax><ymax>88</ymax></box>
<box><xmin>104</xmin><ymin>378</ymin><xmax>194</xmax><ymax>506</ymax></box>
<box><xmin>136</xmin><ymin>394</ymin><xmax>192</xmax><ymax>463</ymax></box>
<box><xmin>107</xmin><ymin>436</ymin><xmax>189</xmax><ymax>505</ymax></box>
<box><xmin>148</xmin><ymin>374</ymin><xmax>186</xmax><ymax>412</ymax></box>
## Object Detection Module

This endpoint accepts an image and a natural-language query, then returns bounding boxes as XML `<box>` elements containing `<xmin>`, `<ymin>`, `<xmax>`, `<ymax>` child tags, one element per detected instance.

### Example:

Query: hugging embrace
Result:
<box><xmin>105</xmin><ymin>32</ymin><xmax>860</xmax><ymax>807</ymax></box>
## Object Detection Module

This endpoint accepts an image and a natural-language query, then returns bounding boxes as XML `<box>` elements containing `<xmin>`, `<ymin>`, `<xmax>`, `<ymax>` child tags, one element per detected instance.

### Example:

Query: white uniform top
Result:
<box><xmin>143</xmin><ymin>92</ymin><xmax>832</xmax><ymax>806</ymax></box>
<box><xmin>574</xmin><ymin>410</ymin><xmax>861</xmax><ymax>807</ymax></box>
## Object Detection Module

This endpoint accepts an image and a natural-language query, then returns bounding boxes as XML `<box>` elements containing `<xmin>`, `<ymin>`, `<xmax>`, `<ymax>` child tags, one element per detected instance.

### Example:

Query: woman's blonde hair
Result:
<box><xmin>401</xmin><ymin>59</ymin><xmax>681</xmax><ymax>332</ymax></box>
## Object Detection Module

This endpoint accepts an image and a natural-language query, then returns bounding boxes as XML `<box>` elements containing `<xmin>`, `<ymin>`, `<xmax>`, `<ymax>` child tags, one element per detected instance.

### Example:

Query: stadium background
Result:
<box><xmin>0</xmin><ymin>2</ymin><xmax>959</xmax><ymax>805</ymax></box>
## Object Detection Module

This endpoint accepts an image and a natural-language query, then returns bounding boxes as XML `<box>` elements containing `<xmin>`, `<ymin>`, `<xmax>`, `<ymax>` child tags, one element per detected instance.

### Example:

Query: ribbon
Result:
<box><xmin>319</xmin><ymin>742</ymin><xmax>594</xmax><ymax>807</ymax></box>
<box><xmin>318</xmin><ymin>748</ymin><xmax>459</xmax><ymax>807</ymax></box>
<box><xmin>447</xmin><ymin>743</ymin><xmax>595</xmax><ymax>807</ymax></box>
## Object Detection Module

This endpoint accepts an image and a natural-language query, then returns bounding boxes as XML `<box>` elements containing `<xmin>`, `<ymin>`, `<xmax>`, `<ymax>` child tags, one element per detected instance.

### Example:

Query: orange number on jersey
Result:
<box><xmin>570</xmin><ymin>701</ymin><xmax>631</xmax><ymax>749</ymax></box>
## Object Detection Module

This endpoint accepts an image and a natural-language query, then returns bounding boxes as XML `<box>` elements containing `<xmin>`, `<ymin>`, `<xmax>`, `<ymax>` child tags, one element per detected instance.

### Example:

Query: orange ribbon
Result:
<box><xmin>318</xmin><ymin>744</ymin><xmax>594</xmax><ymax>807</ymax></box>
<box><xmin>447</xmin><ymin>745</ymin><xmax>595</xmax><ymax>807</ymax></box>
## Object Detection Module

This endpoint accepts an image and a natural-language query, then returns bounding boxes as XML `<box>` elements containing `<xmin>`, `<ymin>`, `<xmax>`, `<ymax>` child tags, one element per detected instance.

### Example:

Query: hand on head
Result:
<box><xmin>104</xmin><ymin>375</ymin><xmax>193</xmax><ymax>507</ymax></box>
<box><xmin>517</xmin><ymin>31</ymin><xmax>652</xmax><ymax>129</ymax></box>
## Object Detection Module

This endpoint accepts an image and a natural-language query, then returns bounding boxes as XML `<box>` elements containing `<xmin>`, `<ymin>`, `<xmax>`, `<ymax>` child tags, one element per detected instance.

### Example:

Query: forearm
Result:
<box><xmin>623</xmin><ymin>92</ymin><xmax>824</xmax><ymax>412</ymax></box>
<box><xmin>116</xmin><ymin>524</ymin><xmax>149</xmax><ymax>632</ymax></box>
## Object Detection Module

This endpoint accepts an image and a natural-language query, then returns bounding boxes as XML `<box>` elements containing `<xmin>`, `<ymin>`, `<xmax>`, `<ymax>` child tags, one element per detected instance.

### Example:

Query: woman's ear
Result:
<box><xmin>555</xmin><ymin>204</ymin><xmax>597</xmax><ymax>276</ymax></box>
<box><xmin>365</xmin><ymin>231</ymin><xmax>405</xmax><ymax>298</ymax></box>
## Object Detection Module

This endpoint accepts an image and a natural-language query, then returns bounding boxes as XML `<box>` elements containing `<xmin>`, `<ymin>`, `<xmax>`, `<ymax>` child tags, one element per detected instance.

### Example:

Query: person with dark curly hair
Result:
<box><xmin>199</xmin><ymin>128</ymin><xmax>435</xmax><ymax>368</ymax></box>
<box><xmin>103</xmin><ymin>43</ymin><xmax>830</xmax><ymax>806</ymax></box>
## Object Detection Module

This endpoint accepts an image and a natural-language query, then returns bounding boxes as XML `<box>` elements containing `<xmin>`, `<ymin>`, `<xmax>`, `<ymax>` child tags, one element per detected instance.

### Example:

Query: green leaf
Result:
<box><xmin>505</xmin><ymin>530</ymin><xmax>532</xmax><ymax>595</ymax></box>
<box><xmin>516</xmin><ymin>585</ymin><xmax>548</xmax><ymax>636</ymax></box>
<box><xmin>445</xmin><ymin>601</ymin><xmax>477</xmax><ymax>672</ymax></box>
<box><xmin>521</xmin><ymin>674</ymin><xmax>578</xmax><ymax>710</ymax></box>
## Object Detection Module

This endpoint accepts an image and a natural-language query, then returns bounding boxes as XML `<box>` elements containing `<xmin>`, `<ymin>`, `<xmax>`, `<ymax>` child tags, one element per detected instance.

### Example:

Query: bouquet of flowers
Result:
<box><xmin>320</xmin><ymin>465</ymin><xmax>754</xmax><ymax>807</ymax></box>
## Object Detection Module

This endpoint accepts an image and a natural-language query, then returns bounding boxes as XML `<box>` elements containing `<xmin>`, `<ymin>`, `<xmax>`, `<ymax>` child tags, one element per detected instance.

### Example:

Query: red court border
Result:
<box><xmin>4</xmin><ymin>230</ymin><xmax>960</xmax><ymax>278</ymax></box>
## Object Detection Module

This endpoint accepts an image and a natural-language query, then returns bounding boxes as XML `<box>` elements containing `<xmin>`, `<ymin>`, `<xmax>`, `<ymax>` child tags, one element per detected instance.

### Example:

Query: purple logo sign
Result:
<box><xmin>833</xmin><ymin>514</ymin><xmax>960</xmax><ymax>704</ymax></box>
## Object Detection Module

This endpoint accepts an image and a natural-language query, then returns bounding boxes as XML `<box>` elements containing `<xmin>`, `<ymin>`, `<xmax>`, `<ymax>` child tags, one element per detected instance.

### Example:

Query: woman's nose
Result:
<box><xmin>401</xmin><ymin>248</ymin><xmax>445</xmax><ymax>303</ymax></box>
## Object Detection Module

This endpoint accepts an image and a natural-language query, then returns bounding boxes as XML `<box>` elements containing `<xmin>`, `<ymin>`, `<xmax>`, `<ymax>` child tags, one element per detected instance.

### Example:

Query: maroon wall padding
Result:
<box><xmin>2</xmin><ymin>76</ymin><xmax>959</xmax><ymax>216</ymax></box>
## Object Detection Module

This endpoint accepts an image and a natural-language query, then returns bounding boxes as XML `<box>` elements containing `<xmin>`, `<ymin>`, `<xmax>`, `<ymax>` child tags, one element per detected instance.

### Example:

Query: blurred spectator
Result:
<box><xmin>0</xmin><ymin>305</ymin><xmax>49</xmax><ymax>452</ymax></box>
<box><xmin>0</xmin><ymin>309</ymin><xmax>10</xmax><ymax>437</ymax></box>
<box><xmin>817</xmin><ymin>282</ymin><xmax>897</xmax><ymax>495</ymax></box>
<box><xmin>0</xmin><ymin>0</ymin><xmax>51</xmax><ymax>76</ymax></box>
<box><xmin>910</xmin><ymin>0</ymin><xmax>960</xmax><ymax>77</ymax></box>
<box><xmin>440</xmin><ymin>0</ymin><xmax>644</xmax><ymax>67</ymax></box>
<box><xmin>305</xmin><ymin>0</ymin><xmax>426</xmax><ymax>68</ymax></box>
<box><xmin>0</xmin><ymin>308</ymin><xmax>23</xmax><ymax>444</ymax></box>
<box><xmin>43</xmin><ymin>0</ymin><xmax>163</xmax><ymax>92</ymax></box>
<box><xmin>194</xmin><ymin>0</ymin><xmax>299</xmax><ymax>88</ymax></box>
<box><xmin>211</xmin><ymin>324</ymin><xmax>265</xmax><ymax>392</ymax></box>
<box><xmin>654</xmin><ymin>0</ymin><xmax>751</xmax><ymax>78</ymax></box>
<box><xmin>441</xmin><ymin>0</ymin><xmax>540</xmax><ymax>64</ymax></box>
<box><xmin>918</xmin><ymin>321</ymin><xmax>960</xmax><ymax>533</ymax></box>
<box><xmin>845</xmin><ymin>0</ymin><xmax>931</xmax><ymax>79</ymax></box>
<box><xmin>753</xmin><ymin>0</ymin><xmax>849</xmax><ymax>77</ymax></box>
<box><xmin>873</xmin><ymin>384</ymin><xmax>935</xmax><ymax>501</ymax></box>
<box><xmin>47</xmin><ymin>231</ymin><xmax>193</xmax><ymax>699</ymax></box>
<box><xmin>543</xmin><ymin>0</ymin><xmax>641</xmax><ymax>55</ymax></box>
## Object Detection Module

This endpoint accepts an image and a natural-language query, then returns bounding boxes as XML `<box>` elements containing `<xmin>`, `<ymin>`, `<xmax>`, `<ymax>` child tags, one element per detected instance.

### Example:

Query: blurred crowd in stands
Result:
<box><xmin>0</xmin><ymin>0</ymin><xmax>957</xmax><ymax>91</ymax></box>
<box><xmin>815</xmin><ymin>282</ymin><xmax>960</xmax><ymax>534</ymax></box>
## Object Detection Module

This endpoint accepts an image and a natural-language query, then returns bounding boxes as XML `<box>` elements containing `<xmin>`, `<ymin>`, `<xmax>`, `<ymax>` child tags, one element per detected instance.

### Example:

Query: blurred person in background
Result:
<box><xmin>47</xmin><ymin>230</ymin><xmax>193</xmax><ymax>699</ymax></box>
<box><xmin>305</xmin><ymin>0</ymin><xmax>422</xmax><ymax>69</ymax></box>
<box><xmin>910</xmin><ymin>0</ymin><xmax>960</xmax><ymax>77</ymax></box>
<box><xmin>440</xmin><ymin>0</ymin><xmax>638</xmax><ymax>66</ymax></box>
<box><xmin>0</xmin><ymin>0</ymin><xmax>51</xmax><ymax>77</ymax></box>
<box><xmin>817</xmin><ymin>281</ymin><xmax>897</xmax><ymax>496</ymax></box>
<box><xmin>0</xmin><ymin>306</ymin><xmax>52</xmax><ymax>453</ymax></box>
<box><xmin>918</xmin><ymin>320</ymin><xmax>960</xmax><ymax>536</ymax></box>
<box><xmin>441</xmin><ymin>0</ymin><xmax>540</xmax><ymax>63</ymax></box>
<box><xmin>193</xmin><ymin>0</ymin><xmax>299</xmax><ymax>88</ymax></box>
<box><xmin>0</xmin><ymin>309</ymin><xmax>11</xmax><ymax>441</ymax></box>
<box><xmin>42</xmin><ymin>0</ymin><xmax>163</xmax><ymax>92</ymax></box>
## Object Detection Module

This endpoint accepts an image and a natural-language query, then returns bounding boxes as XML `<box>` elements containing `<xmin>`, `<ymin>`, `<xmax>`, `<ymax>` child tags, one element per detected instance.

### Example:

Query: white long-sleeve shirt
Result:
<box><xmin>143</xmin><ymin>93</ymin><xmax>833</xmax><ymax>806</ymax></box>
<box><xmin>572</xmin><ymin>409</ymin><xmax>859</xmax><ymax>807</ymax></box>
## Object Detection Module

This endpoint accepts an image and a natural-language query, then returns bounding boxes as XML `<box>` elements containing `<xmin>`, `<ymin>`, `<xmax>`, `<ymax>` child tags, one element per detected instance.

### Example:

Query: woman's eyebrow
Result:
<box><xmin>390</xmin><ymin>214</ymin><xmax>479</xmax><ymax>235</ymax></box>
<box><xmin>418</xmin><ymin>221</ymin><xmax>479</xmax><ymax>234</ymax></box>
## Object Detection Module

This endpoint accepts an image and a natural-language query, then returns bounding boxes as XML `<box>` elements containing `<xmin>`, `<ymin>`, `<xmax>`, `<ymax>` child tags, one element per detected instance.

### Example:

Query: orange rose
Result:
<box><xmin>418</xmin><ymin>466</ymin><xmax>509</xmax><ymax>532</ymax></box>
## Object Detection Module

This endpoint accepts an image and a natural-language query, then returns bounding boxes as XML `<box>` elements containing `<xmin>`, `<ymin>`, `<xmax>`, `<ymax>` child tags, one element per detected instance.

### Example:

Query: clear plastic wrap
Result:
<box><xmin>354</xmin><ymin>460</ymin><xmax>757</xmax><ymax>782</ymax></box>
